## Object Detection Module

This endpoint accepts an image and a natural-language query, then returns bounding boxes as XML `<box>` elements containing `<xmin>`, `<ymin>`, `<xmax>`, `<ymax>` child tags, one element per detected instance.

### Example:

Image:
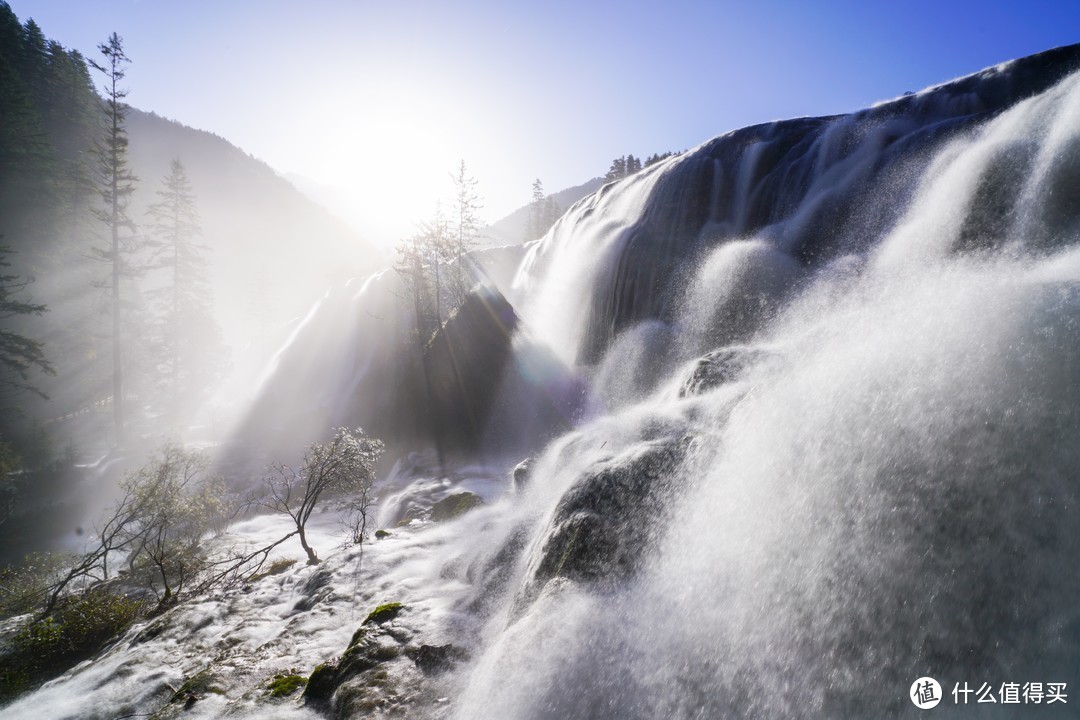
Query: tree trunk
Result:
<box><xmin>298</xmin><ymin>524</ymin><xmax>319</xmax><ymax>565</ymax></box>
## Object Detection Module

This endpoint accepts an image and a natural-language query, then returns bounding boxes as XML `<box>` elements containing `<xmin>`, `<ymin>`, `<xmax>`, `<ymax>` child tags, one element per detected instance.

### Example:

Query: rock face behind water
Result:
<box><xmin>518</xmin><ymin>437</ymin><xmax>690</xmax><ymax>610</ymax></box>
<box><xmin>523</xmin><ymin>44</ymin><xmax>1080</xmax><ymax>365</ymax></box>
<box><xmin>424</xmin><ymin>285</ymin><xmax>519</xmax><ymax>454</ymax></box>
<box><xmin>678</xmin><ymin>346</ymin><xmax>773</xmax><ymax>397</ymax></box>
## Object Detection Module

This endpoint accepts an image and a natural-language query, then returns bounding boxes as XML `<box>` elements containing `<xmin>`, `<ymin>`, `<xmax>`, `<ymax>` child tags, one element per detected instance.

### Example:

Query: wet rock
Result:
<box><xmin>303</xmin><ymin>661</ymin><xmax>340</xmax><ymax>705</ymax></box>
<box><xmin>306</xmin><ymin>626</ymin><xmax>414</xmax><ymax>716</ymax></box>
<box><xmin>522</xmin><ymin>437</ymin><xmax>690</xmax><ymax>603</ymax></box>
<box><xmin>362</xmin><ymin>602</ymin><xmax>404</xmax><ymax>625</ymax></box>
<box><xmin>293</xmin><ymin>566</ymin><xmax>334</xmax><ymax>612</ymax></box>
<box><xmin>425</xmin><ymin>285</ymin><xmax>519</xmax><ymax>453</ymax></box>
<box><xmin>678</xmin><ymin>346</ymin><xmax>772</xmax><ymax>397</ymax></box>
<box><xmin>429</xmin><ymin>492</ymin><xmax>484</xmax><ymax>521</ymax></box>
<box><xmin>512</xmin><ymin>458</ymin><xmax>532</xmax><ymax>490</ymax></box>
<box><xmin>407</xmin><ymin>643</ymin><xmax>468</xmax><ymax>675</ymax></box>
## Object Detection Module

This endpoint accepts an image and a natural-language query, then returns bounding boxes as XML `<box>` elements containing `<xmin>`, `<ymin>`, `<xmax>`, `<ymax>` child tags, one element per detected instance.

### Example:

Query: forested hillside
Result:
<box><xmin>0</xmin><ymin>3</ymin><xmax>379</xmax><ymax>561</ymax></box>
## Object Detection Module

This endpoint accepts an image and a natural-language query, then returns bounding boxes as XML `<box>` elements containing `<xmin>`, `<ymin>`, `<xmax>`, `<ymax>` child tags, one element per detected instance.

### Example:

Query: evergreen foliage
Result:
<box><xmin>0</xmin><ymin>244</ymin><xmax>53</xmax><ymax>402</ymax></box>
<box><xmin>604</xmin><ymin>151</ymin><xmax>678</xmax><ymax>182</ymax></box>
<box><xmin>89</xmin><ymin>32</ymin><xmax>139</xmax><ymax>447</ymax></box>
<box><xmin>524</xmin><ymin>178</ymin><xmax>561</xmax><ymax>241</ymax></box>
<box><xmin>145</xmin><ymin>158</ymin><xmax>227</xmax><ymax>430</ymax></box>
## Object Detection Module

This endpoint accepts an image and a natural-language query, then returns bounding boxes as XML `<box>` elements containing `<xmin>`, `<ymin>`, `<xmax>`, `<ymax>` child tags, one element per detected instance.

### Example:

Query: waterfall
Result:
<box><xmin>8</xmin><ymin>44</ymin><xmax>1080</xmax><ymax>720</ymax></box>
<box><xmin>451</xmin><ymin>44</ymin><xmax>1080</xmax><ymax>719</ymax></box>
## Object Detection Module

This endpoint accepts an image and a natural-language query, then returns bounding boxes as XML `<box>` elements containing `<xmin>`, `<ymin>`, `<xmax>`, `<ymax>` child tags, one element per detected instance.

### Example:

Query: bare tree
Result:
<box><xmin>263</xmin><ymin>427</ymin><xmax>383</xmax><ymax>565</ymax></box>
<box><xmin>42</xmin><ymin>444</ymin><xmax>224</xmax><ymax>617</ymax></box>
<box><xmin>447</xmin><ymin>159</ymin><xmax>483</xmax><ymax>307</ymax></box>
<box><xmin>119</xmin><ymin>446</ymin><xmax>223</xmax><ymax>609</ymax></box>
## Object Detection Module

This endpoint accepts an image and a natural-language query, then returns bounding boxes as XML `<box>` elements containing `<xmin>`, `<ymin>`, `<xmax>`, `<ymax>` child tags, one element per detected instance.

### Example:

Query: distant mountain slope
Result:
<box><xmin>126</xmin><ymin>110</ymin><xmax>383</xmax><ymax>344</ymax></box>
<box><xmin>484</xmin><ymin>177</ymin><xmax>606</xmax><ymax>245</ymax></box>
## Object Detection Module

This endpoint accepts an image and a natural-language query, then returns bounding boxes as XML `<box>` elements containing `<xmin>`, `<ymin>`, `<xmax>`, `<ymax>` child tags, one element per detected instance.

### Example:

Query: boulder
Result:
<box><xmin>520</xmin><ymin>436</ymin><xmax>690</xmax><ymax>606</ymax></box>
<box><xmin>429</xmin><ymin>492</ymin><xmax>484</xmax><ymax>521</ymax></box>
<box><xmin>679</xmin><ymin>346</ymin><xmax>772</xmax><ymax>397</ymax></box>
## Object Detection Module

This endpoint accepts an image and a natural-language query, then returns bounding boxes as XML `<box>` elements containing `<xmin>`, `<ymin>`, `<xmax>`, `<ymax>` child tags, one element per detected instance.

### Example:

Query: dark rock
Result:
<box><xmin>131</xmin><ymin>617</ymin><xmax>168</xmax><ymax>645</ymax></box>
<box><xmin>362</xmin><ymin>602</ymin><xmax>404</xmax><ymax>625</ymax></box>
<box><xmin>512</xmin><ymin>458</ymin><xmax>532</xmax><ymax>489</ymax></box>
<box><xmin>293</xmin><ymin>566</ymin><xmax>334</xmax><ymax>612</ymax></box>
<box><xmin>374</xmin><ymin>529</ymin><xmax>391</xmax><ymax>539</ymax></box>
<box><xmin>302</xmin><ymin>567</ymin><xmax>334</xmax><ymax>594</ymax></box>
<box><xmin>408</xmin><ymin>643</ymin><xmax>468</xmax><ymax>675</ymax></box>
<box><xmin>303</xmin><ymin>661</ymin><xmax>340</xmax><ymax>705</ymax></box>
<box><xmin>521</xmin><ymin>437</ymin><xmax>690</xmax><ymax>605</ymax></box>
<box><xmin>303</xmin><ymin>626</ymin><xmax>407</xmax><ymax>709</ymax></box>
<box><xmin>429</xmin><ymin>492</ymin><xmax>484</xmax><ymax>521</ymax></box>
<box><xmin>679</xmin><ymin>346</ymin><xmax>772</xmax><ymax>397</ymax></box>
<box><xmin>425</xmin><ymin>285</ymin><xmax>519</xmax><ymax>453</ymax></box>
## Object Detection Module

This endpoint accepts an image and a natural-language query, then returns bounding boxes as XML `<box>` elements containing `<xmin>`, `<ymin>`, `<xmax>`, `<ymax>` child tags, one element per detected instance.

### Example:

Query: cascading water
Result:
<box><xmin>451</xmin><ymin>45</ymin><xmax>1080</xmax><ymax>719</ymax></box>
<box><xmin>6</xmin><ymin>44</ymin><xmax>1080</xmax><ymax>720</ymax></box>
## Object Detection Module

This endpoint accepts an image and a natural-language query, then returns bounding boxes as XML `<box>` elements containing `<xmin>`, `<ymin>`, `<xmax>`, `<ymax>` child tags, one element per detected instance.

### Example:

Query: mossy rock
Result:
<box><xmin>521</xmin><ymin>436</ymin><xmax>690</xmax><ymax>606</ymax></box>
<box><xmin>172</xmin><ymin>667</ymin><xmax>225</xmax><ymax>703</ymax></box>
<box><xmin>266</xmin><ymin>672</ymin><xmax>306</xmax><ymax>698</ymax></box>
<box><xmin>303</xmin><ymin>627</ymin><xmax>406</xmax><ymax>708</ymax></box>
<box><xmin>374</xmin><ymin>529</ymin><xmax>392</xmax><ymax>539</ymax></box>
<box><xmin>362</xmin><ymin>602</ymin><xmax>404</xmax><ymax>625</ymax></box>
<box><xmin>429</xmin><ymin>492</ymin><xmax>484</xmax><ymax>521</ymax></box>
<box><xmin>303</xmin><ymin>661</ymin><xmax>340</xmax><ymax>704</ymax></box>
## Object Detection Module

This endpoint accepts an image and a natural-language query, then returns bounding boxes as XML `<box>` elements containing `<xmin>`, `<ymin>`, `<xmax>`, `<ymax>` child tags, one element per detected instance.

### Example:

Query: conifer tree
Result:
<box><xmin>89</xmin><ymin>32</ymin><xmax>138</xmax><ymax>446</ymax></box>
<box><xmin>525</xmin><ymin>178</ymin><xmax>560</xmax><ymax>241</ymax></box>
<box><xmin>146</xmin><ymin>158</ymin><xmax>225</xmax><ymax>430</ymax></box>
<box><xmin>526</xmin><ymin>178</ymin><xmax>545</xmax><ymax>241</ymax></box>
<box><xmin>605</xmin><ymin>156</ymin><xmax>626</xmax><ymax>182</ymax></box>
<box><xmin>0</xmin><ymin>244</ymin><xmax>52</xmax><ymax>404</ymax></box>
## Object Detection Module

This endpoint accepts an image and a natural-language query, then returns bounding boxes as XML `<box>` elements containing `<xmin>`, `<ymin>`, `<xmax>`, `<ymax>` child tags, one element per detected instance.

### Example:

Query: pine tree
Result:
<box><xmin>525</xmin><ymin>178</ymin><xmax>545</xmax><ymax>241</ymax></box>
<box><xmin>145</xmin><ymin>158</ymin><xmax>225</xmax><ymax>431</ymax></box>
<box><xmin>605</xmin><ymin>156</ymin><xmax>627</xmax><ymax>182</ymax></box>
<box><xmin>543</xmin><ymin>195</ymin><xmax>561</xmax><ymax>231</ymax></box>
<box><xmin>524</xmin><ymin>178</ymin><xmax>560</xmax><ymax>241</ymax></box>
<box><xmin>0</xmin><ymin>244</ymin><xmax>52</xmax><ymax>404</ymax></box>
<box><xmin>88</xmin><ymin>32</ymin><xmax>138</xmax><ymax>446</ymax></box>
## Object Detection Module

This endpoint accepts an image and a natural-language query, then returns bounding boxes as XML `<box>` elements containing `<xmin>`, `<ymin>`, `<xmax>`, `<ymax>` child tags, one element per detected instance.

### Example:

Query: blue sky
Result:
<box><xmin>10</xmin><ymin>0</ymin><xmax>1080</xmax><ymax>242</ymax></box>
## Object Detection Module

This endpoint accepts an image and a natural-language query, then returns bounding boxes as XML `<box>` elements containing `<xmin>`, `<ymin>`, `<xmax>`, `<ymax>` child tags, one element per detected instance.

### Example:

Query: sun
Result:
<box><xmin>301</xmin><ymin>78</ymin><xmax>485</xmax><ymax>250</ymax></box>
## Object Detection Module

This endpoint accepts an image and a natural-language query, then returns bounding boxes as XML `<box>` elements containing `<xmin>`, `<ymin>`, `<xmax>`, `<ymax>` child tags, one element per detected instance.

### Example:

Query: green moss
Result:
<box><xmin>429</xmin><ymin>492</ymin><xmax>484</xmax><ymax>521</ymax></box>
<box><xmin>267</xmin><ymin>673</ymin><xmax>307</xmax><ymax>698</ymax></box>
<box><xmin>174</xmin><ymin>667</ymin><xmax>226</xmax><ymax>700</ymax></box>
<box><xmin>348</xmin><ymin>626</ymin><xmax>367</xmax><ymax>647</ymax></box>
<box><xmin>362</xmin><ymin>602</ymin><xmax>404</xmax><ymax>625</ymax></box>
<box><xmin>374</xmin><ymin>529</ymin><xmax>391</xmax><ymax>539</ymax></box>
